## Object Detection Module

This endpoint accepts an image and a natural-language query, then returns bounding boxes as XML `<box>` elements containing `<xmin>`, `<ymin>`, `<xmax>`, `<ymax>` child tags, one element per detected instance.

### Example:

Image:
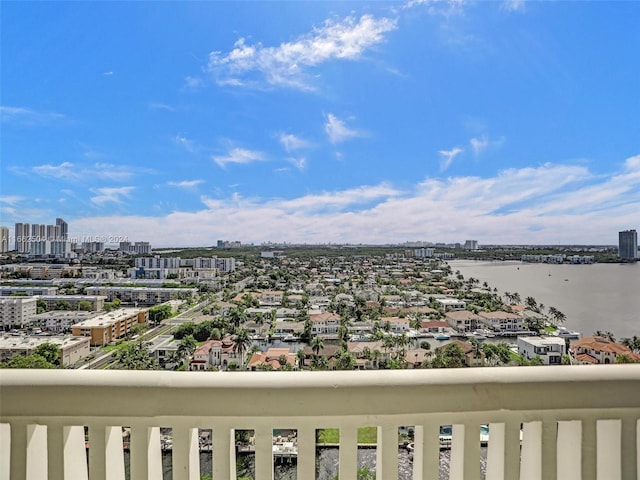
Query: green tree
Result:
<box><xmin>232</xmin><ymin>328</ymin><xmax>251</xmax><ymax>367</ymax></box>
<box><xmin>113</xmin><ymin>342</ymin><xmax>159</xmax><ymax>370</ymax></box>
<box><xmin>1</xmin><ymin>354</ymin><xmax>55</xmax><ymax>369</ymax></box>
<box><xmin>173</xmin><ymin>322</ymin><xmax>196</xmax><ymax>340</ymax></box>
<box><xmin>620</xmin><ymin>336</ymin><xmax>640</xmax><ymax>353</ymax></box>
<box><xmin>431</xmin><ymin>343</ymin><xmax>466</xmax><ymax>368</ymax></box>
<box><xmin>616</xmin><ymin>354</ymin><xmax>638</xmax><ymax>364</ymax></box>
<box><xmin>311</xmin><ymin>335</ymin><xmax>324</xmax><ymax>356</ymax></box>
<box><xmin>77</xmin><ymin>300</ymin><xmax>93</xmax><ymax>312</ymax></box>
<box><xmin>335</xmin><ymin>349</ymin><xmax>356</xmax><ymax>370</ymax></box>
<box><xmin>178</xmin><ymin>335</ymin><xmax>197</xmax><ymax>358</ymax></box>
<box><xmin>34</xmin><ymin>343</ymin><xmax>61</xmax><ymax>366</ymax></box>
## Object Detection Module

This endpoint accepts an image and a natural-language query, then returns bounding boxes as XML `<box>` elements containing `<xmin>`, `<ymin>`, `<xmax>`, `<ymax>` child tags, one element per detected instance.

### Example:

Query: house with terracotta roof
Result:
<box><xmin>247</xmin><ymin>347</ymin><xmax>298</xmax><ymax>371</ymax></box>
<box><xmin>419</xmin><ymin>320</ymin><xmax>451</xmax><ymax>334</ymax></box>
<box><xmin>189</xmin><ymin>337</ymin><xmax>245</xmax><ymax>371</ymax></box>
<box><xmin>309</xmin><ymin>312</ymin><xmax>340</xmax><ymax>335</ymax></box>
<box><xmin>570</xmin><ymin>337</ymin><xmax>640</xmax><ymax>365</ymax></box>
<box><xmin>444</xmin><ymin>311</ymin><xmax>481</xmax><ymax>333</ymax></box>
<box><xmin>478</xmin><ymin>310</ymin><xmax>523</xmax><ymax>332</ymax></box>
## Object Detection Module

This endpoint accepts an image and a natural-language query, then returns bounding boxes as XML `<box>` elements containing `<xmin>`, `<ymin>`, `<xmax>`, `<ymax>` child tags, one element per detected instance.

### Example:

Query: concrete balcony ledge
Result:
<box><xmin>1</xmin><ymin>365</ymin><xmax>640</xmax><ymax>480</ymax></box>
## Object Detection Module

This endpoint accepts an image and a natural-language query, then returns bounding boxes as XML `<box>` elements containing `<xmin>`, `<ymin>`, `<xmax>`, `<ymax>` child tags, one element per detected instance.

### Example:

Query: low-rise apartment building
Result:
<box><xmin>85</xmin><ymin>286</ymin><xmax>196</xmax><ymax>305</ymax></box>
<box><xmin>37</xmin><ymin>295</ymin><xmax>107</xmax><ymax>312</ymax></box>
<box><xmin>31</xmin><ymin>311</ymin><xmax>98</xmax><ymax>333</ymax></box>
<box><xmin>0</xmin><ymin>334</ymin><xmax>90</xmax><ymax>366</ymax></box>
<box><xmin>0</xmin><ymin>296</ymin><xmax>37</xmax><ymax>328</ymax></box>
<box><xmin>0</xmin><ymin>286</ymin><xmax>58</xmax><ymax>296</ymax></box>
<box><xmin>71</xmin><ymin>308</ymin><xmax>148</xmax><ymax>346</ymax></box>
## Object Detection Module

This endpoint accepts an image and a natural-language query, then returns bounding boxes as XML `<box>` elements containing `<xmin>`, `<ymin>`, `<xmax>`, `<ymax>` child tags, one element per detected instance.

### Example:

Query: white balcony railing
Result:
<box><xmin>1</xmin><ymin>365</ymin><xmax>639</xmax><ymax>480</ymax></box>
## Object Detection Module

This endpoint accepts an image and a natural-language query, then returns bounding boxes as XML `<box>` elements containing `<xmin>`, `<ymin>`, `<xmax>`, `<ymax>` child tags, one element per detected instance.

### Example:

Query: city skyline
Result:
<box><xmin>1</xmin><ymin>1</ymin><xmax>639</xmax><ymax>247</ymax></box>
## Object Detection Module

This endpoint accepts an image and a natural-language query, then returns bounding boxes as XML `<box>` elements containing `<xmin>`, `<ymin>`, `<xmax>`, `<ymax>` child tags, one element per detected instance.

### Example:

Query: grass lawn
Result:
<box><xmin>317</xmin><ymin>426</ymin><xmax>378</xmax><ymax>444</ymax></box>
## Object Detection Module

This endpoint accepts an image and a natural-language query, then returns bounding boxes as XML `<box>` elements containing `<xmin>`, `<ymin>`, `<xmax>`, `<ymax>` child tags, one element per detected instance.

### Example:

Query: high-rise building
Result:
<box><xmin>56</xmin><ymin>218</ymin><xmax>68</xmax><ymax>240</ymax></box>
<box><xmin>618</xmin><ymin>229</ymin><xmax>638</xmax><ymax>260</ymax></box>
<box><xmin>0</xmin><ymin>226</ymin><xmax>9</xmax><ymax>253</ymax></box>
<box><xmin>15</xmin><ymin>223</ymin><xmax>30</xmax><ymax>253</ymax></box>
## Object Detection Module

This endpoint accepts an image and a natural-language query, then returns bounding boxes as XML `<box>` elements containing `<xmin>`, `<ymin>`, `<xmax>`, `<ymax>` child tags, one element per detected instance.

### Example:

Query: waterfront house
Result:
<box><xmin>478</xmin><ymin>310</ymin><xmax>523</xmax><ymax>332</ymax></box>
<box><xmin>517</xmin><ymin>336</ymin><xmax>566</xmax><ymax>365</ymax></box>
<box><xmin>570</xmin><ymin>336</ymin><xmax>640</xmax><ymax>365</ymax></box>
<box><xmin>444</xmin><ymin>310</ymin><xmax>482</xmax><ymax>333</ymax></box>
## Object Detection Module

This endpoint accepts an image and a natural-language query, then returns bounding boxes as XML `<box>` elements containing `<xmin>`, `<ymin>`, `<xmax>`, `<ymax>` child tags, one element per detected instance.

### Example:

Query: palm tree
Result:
<box><xmin>311</xmin><ymin>335</ymin><xmax>325</xmax><ymax>356</ymax></box>
<box><xmin>177</xmin><ymin>335</ymin><xmax>197</xmax><ymax>359</ymax></box>
<box><xmin>620</xmin><ymin>336</ymin><xmax>640</xmax><ymax>353</ymax></box>
<box><xmin>232</xmin><ymin>328</ymin><xmax>251</xmax><ymax>367</ymax></box>
<box><xmin>547</xmin><ymin>306</ymin><xmax>566</xmax><ymax>326</ymax></box>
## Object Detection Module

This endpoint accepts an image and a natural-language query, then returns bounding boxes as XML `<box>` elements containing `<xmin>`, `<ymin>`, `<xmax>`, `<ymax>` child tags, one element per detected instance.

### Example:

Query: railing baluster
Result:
<box><xmin>88</xmin><ymin>424</ymin><xmax>106</xmax><ymax>480</ymax></box>
<box><xmin>541</xmin><ymin>418</ymin><xmax>557</xmax><ymax>480</ymax></box>
<box><xmin>254</xmin><ymin>425</ymin><xmax>273</xmax><ymax>480</ymax></box>
<box><xmin>212</xmin><ymin>425</ymin><xmax>235</xmax><ymax>480</ymax></box>
<box><xmin>463</xmin><ymin>421</ymin><xmax>480</xmax><ymax>480</ymax></box>
<box><xmin>339</xmin><ymin>425</ymin><xmax>358</xmax><ymax>480</ymax></box>
<box><xmin>26</xmin><ymin>424</ymin><xmax>47</xmax><ymax>480</ymax></box>
<box><xmin>520</xmin><ymin>421</ymin><xmax>541</xmax><ymax>480</ymax></box>
<box><xmin>10</xmin><ymin>422</ymin><xmax>27</xmax><ymax>480</ymax></box>
<box><xmin>620</xmin><ymin>416</ymin><xmax>638</xmax><ymax>480</ymax></box>
<box><xmin>486</xmin><ymin>422</ymin><xmax>505</xmax><ymax>480</ymax></box>
<box><xmin>105</xmin><ymin>426</ymin><xmax>125</xmax><ymax>480</ymax></box>
<box><xmin>64</xmin><ymin>426</ymin><xmax>88</xmax><ymax>480</ymax></box>
<box><xmin>450</xmin><ymin>424</ymin><xmax>465</xmax><ymax>480</ymax></box>
<box><xmin>1</xmin><ymin>423</ymin><xmax>10</xmax><ymax>480</ymax></box>
<box><xmin>173</xmin><ymin>425</ymin><xmax>199</xmax><ymax>480</ymax></box>
<box><xmin>597</xmin><ymin>420</ymin><xmax>621</xmax><ymax>480</ymax></box>
<box><xmin>47</xmin><ymin>424</ymin><xmax>64</xmax><ymax>480</ymax></box>
<box><xmin>377</xmin><ymin>423</ymin><xmax>398</xmax><ymax>480</ymax></box>
<box><xmin>412</xmin><ymin>422</ymin><xmax>440</xmax><ymax>480</ymax></box>
<box><xmin>504</xmin><ymin>420</ymin><xmax>521</xmax><ymax>480</ymax></box>
<box><xmin>556</xmin><ymin>421</ymin><xmax>580</xmax><ymax>480</ymax></box>
<box><xmin>296</xmin><ymin>426</ymin><xmax>315</xmax><ymax>480</ymax></box>
<box><xmin>581</xmin><ymin>419</ymin><xmax>596</xmax><ymax>480</ymax></box>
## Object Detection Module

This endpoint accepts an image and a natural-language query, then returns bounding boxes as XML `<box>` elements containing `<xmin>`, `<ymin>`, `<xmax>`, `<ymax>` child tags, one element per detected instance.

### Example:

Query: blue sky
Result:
<box><xmin>1</xmin><ymin>0</ymin><xmax>639</xmax><ymax>247</ymax></box>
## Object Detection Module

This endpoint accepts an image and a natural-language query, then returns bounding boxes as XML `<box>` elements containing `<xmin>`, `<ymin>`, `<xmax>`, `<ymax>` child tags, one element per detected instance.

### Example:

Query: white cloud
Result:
<box><xmin>502</xmin><ymin>0</ymin><xmax>526</xmax><ymax>12</ymax></box>
<box><xmin>1</xmin><ymin>106</ymin><xmax>65</xmax><ymax>125</ymax></box>
<box><xmin>279</xmin><ymin>133</ymin><xmax>312</xmax><ymax>152</ymax></box>
<box><xmin>183</xmin><ymin>76</ymin><xmax>204</xmax><ymax>90</ymax></box>
<box><xmin>287</xmin><ymin>157</ymin><xmax>307</xmax><ymax>171</ymax></box>
<box><xmin>0</xmin><ymin>195</ymin><xmax>23</xmax><ymax>206</ymax></box>
<box><xmin>167</xmin><ymin>180</ymin><xmax>204</xmax><ymax>189</ymax></box>
<box><xmin>439</xmin><ymin>147</ymin><xmax>463</xmax><ymax>170</ymax></box>
<box><xmin>174</xmin><ymin>135</ymin><xmax>196</xmax><ymax>153</ymax></box>
<box><xmin>32</xmin><ymin>162</ymin><xmax>78</xmax><ymax>181</ymax></box>
<box><xmin>90</xmin><ymin>187</ymin><xmax>135</xmax><ymax>206</ymax></box>
<box><xmin>208</xmin><ymin>14</ymin><xmax>397</xmax><ymax>90</ymax></box>
<box><xmin>402</xmin><ymin>0</ymin><xmax>466</xmax><ymax>16</ymax></box>
<box><xmin>149</xmin><ymin>102</ymin><xmax>176</xmax><ymax>112</ymax></box>
<box><xmin>66</xmin><ymin>156</ymin><xmax>640</xmax><ymax>247</ymax></box>
<box><xmin>31</xmin><ymin>162</ymin><xmax>150</xmax><ymax>182</ymax></box>
<box><xmin>325</xmin><ymin>114</ymin><xmax>362</xmax><ymax>144</ymax></box>
<box><xmin>213</xmin><ymin>147</ymin><xmax>266</xmax><ymax>168</ymax></box>
<box><xmin>470</xmin><ymin>136</ymin><xmax>489</xmax><ymax>155</ymax></box>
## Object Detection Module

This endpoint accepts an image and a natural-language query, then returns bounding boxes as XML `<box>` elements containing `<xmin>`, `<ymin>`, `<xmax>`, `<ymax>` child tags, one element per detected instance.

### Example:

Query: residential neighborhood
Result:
<box><xmin>2</xmin><ymin>245</ymin><xmax>639</xmax><ymax>370</ymax></box>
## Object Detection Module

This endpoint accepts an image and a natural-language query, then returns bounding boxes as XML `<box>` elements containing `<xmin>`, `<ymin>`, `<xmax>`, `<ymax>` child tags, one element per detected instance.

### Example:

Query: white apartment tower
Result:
<box><xmin>0</xmin><ymin>226</ymin><xmax>9</xmax><ymax>253</ymax></box>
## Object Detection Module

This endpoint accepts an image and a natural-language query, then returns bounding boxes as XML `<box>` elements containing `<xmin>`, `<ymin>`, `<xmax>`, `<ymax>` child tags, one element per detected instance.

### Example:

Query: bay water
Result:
<box><xmin>450</xmin><ymin>259</ymin><xmax>639</xmax><ymax>339</ymax></box>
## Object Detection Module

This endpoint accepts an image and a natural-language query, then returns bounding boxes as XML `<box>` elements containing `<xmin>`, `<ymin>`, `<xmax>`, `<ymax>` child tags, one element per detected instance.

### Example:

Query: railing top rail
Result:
<box><xmin>2</xmin><ymin>366</ymin><xmax>640</xmax><ymax>419</ymax></box>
